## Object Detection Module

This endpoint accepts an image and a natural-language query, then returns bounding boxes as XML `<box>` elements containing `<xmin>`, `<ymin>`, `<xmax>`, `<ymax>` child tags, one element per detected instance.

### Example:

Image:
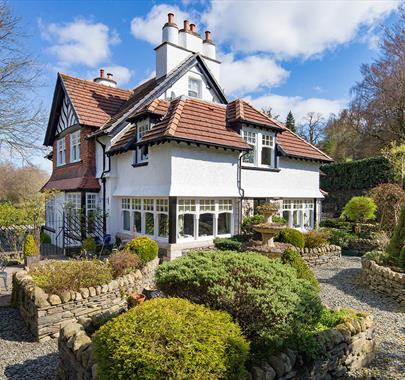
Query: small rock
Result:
<box><xmin>48</xmin><ymin>294</ymin><xmax>62</xmax><ymax>306</ymax></box>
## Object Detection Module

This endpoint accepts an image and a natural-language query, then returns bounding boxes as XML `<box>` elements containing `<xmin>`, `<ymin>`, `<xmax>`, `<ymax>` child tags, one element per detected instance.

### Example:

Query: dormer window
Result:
<box><xmin>134</xmin><ymin>120</ymin><xmax>150</xmax><ymax>165</ymax></box>
<box><xmin>242</xmin><ymin>128</ymin><xmax>275</xmax><ymax>168</ymax></box>
<box><xmin>188</xmin><ymin>77</ymin><xmax>202</xmax><ymax>98</ymax></box>
<box><xmin>56</xmin><ymin>137</ymin><xmax>66</xmax><ymax>166</ymax></box>
<box><xmin>70</xmin><ymin>130</ymin><xmax>80</xmax><ymax>162</ymax></box>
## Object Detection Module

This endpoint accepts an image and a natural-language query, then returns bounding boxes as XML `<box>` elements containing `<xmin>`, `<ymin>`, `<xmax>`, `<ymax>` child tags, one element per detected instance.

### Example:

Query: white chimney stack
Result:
<box><xmin>162</xmin><ymin>12</ymin><xmax>178</xmax><ymax>45</ymax></box>
<box><xmin>94</xmin><ymin>69</ymin><xmax>117</xmax><ymax>87</ymax></box>
<box><xmin>202</xmin><ymin>31</ymin><xmax>216</xmax><ymax>60</ymax></box>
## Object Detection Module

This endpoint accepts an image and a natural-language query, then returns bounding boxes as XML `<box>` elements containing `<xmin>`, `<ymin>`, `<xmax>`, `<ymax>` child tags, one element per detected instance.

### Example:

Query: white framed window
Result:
<box><xmin>177</xmin><ymin>199</ymin><xmax>234</xmax><ymax>240</ymax></box>
<box><xmin>56</xmin><ymin>138</ymin><xmax>66</xmax><ymax>166</ymax></box>
<box><xmin>70</xmin><ymin>131</ymin><xmax>80</xmax><ymax>162</ymax></box>
<box><xmin>45</xmin><ymin>197</ymin><xmax>55</xmax><ymax>228</ymax></box>
<box><xmin>281</xmin><ymin>199</ymin><xmax>314</xmax><ymax>230</ymax></box>
<box><xmin>65</xmin><ymin>193</ymin><xmax>81</xmax><ymax>211</ymax></box>
<box><xmin>122</xmin><ymin>198</ymin><xmax>131</xmax><ymax>232</ymax></box>
<box><xmin>135</xmin><ymin>121</ymin><xmax>150</xmax><ymax>164</ymax></box>
<box><xmin>188</xmin><ymin>77</ymin><xmax>202</xmax><ymax>98</ymax></box>
<box><xmin>241</xmin><ymin>128</ymin><xmax>275</xmax><ymax>168</ymax></box>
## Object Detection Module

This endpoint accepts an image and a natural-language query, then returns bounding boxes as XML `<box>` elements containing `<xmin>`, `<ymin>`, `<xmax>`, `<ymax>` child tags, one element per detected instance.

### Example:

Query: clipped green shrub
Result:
<box><xmin>40</xmin><ymin>231</ymin><xmax>51</xmax><ymax>244</ymax></box>
<box><xmin>30</xmin><ymin>260</ymin><xmax>112</xmax><ymax>295</ymax></box>
<box><xmin>304</xmin><ymin>230</ymin><xmax>330</xmax><ymax>249</ymax></box>
<box><xmin>93</xmin><ymin>298</ymin><xmax>249</xmax><ymax>380</ymax></box>
<box><xmin>23</xmin><ymin>234</ymin><xmax>38</xmax><ymax>256</ymax></box>
<box><xmin>81</xmin><ymin>237</ymin><xmax>97</xmax><ymax>253</ymax></box>
<box><xmin>386</xmin><ymin>205</ymin><xmax>405</xmax><ymax>267</ymax></box>
<box><xmin>276</xmin><ymin>228</ymin><xmax>305</xmax><ymax>248</ymax></box>
<box><xmin>341</xmin><ymin>196</ymin><xmax>377</xmax><ymax>223</ymax></box>
<box><xmin>281</xmin><ymin>249</ymin><xmax>320</xmax><ymax>291</ymax></box>
<box><xmin>126</xmin><ymin>236</ymin><xmax>158</xmax><ymax>265</ymax></box>
<box><xmin>109</xmin><ymin>250</ymin><xmax>141</xmax><ymax>277</ymax></box>
<box><xmin>241</xmin><ymin>214</ymin><xmax>264</xmax><ymax>235</ymax></box>
<box><xmin>320</xmin><ymin>219</ymin><xmax>353</xmax><ymax>232</ymax></box>
<box><xmin>325</xmin><ymin>228</ymin><xmax>355</xmax><ymax>249</ymax></box>
<box><xmin>156</xmin><ymin>250</ymin><xmax>322</xmax><ymax>352</ymax></box>
<box><xmin>214</xmin><ymin>237</ymin><xmax>242</xmax><ymax>251</ymax></box>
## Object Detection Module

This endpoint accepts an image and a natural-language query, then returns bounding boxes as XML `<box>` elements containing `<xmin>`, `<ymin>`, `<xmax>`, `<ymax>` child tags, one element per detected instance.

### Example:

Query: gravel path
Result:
<box><xmin>315</xmin><ymin>256</ymin><xmax>405</xmax><ymax>380</ymax></box>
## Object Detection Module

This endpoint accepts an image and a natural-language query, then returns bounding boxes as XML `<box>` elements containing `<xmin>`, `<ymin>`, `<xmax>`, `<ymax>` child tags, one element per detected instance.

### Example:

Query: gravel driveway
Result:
<box><xmin>0</xmin><ymin>256</ymin><xmax>403</xmax><ymax>379</ymax></box>
<box><xmin>315</xmin><ymin>256</ymin><xmax>405</xmax><ymax>380</ymax></box>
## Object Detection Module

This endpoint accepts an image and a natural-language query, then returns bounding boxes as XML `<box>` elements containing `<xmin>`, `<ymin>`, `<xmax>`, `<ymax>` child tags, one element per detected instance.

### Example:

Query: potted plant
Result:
<box><xmin>128</xmin><ymin>292</ymin><xmax>146</xmax><ymax>308</ymax></box>
<box><xmin>23</xmin><ymin>234</ymin><xmax>40</xmax><ymax>266</ymax></box>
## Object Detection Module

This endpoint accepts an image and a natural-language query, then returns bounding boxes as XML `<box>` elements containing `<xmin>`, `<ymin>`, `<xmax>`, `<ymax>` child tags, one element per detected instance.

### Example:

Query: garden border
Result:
<box><xmin>11</xmin><ymin>258</ymin><xmax>159</xmax><ymax>340</ymax></box>
<box><xmin>361</xmin><ymin>257</ymin><xmax>405</xmax><ymax>305</ymax></box>
<box><xmin>298</xmin><ymin>244</ymin><xmax>341</xmax><ymax>266</ymax></box>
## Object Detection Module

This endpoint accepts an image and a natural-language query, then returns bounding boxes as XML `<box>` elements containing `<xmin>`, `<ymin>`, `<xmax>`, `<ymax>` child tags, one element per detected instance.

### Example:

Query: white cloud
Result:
<box><xmin>221</xmin><ymin>54</ymin><xmax>289</xmax><ymax>96</ymax></box>
<box><xmin>103</xmin><ymin>65</ymin><xmax>134</xmax><ymax>85</ymax></box>
<box><xmin>203</xmin><ymin>1</ymin><xmax>398</xmax><ymax>59</ymax></box>
<box><xmin>41</xmin><ymin>19</ymin><xmax>120</xmax><ymax>67</ymax></box>
<box><xmin>248</xmin><ymin>94</ymin><xmax>346</xmax><ymax>122</ymax></box>
<box><xmin>131</xmin><ymin>4</ymin><xmax>191</xmax><ymax>45</ymax></box>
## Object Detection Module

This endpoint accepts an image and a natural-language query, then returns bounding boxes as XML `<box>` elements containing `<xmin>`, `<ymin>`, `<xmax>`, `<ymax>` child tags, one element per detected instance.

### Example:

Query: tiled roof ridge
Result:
<box><xmin>59</xmin><ymin>72</ymin><xmax>132</xmax><ymax>94</ymax></box>
<box><xmin>164</xmin><ymin>98</ymin><xmax>186</xmax><ymax>136</ymax></box>
<box><xmin>240</xmin><ymin>99</ymin><xmax>274</xmax><ymax>124</ymax></box>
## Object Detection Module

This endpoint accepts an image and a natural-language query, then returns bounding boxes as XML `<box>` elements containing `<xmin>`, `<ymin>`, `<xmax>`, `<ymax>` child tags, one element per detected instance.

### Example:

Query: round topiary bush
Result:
<box><xmin>23</xmin><ymin>234</ymin><xmax>38</xmax><ymax>256</ymax></box>
<box><xmin>126</xmin><ymin>236</ymin><xmax>158</xmax><ymax>265</ymax></box>
<box><xmin>156</xmin><ymin>250</ymin><xmax>322</xmax><ymax>352</ymax></box>
<box><xmin>341</xmin><ymin>196</ymin><xmax>377</xmax><ymax>223</ymax></box>
<box><xmin>281</xmin><ymin>249</ymin><xmax>320</xmax><ymax>291</ymax></box>
<box><xmin>93</xmin><ymin>298</ymin><xmax>249</xmax><ymax>380</ymax></box>
<box><xmin>276</xmin><ymin>228</ymin><xmax>305</xmax><ymax>248</ymax></box>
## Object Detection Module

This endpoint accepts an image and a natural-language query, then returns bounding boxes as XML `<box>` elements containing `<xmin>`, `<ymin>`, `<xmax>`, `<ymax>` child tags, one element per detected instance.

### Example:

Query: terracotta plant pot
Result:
<box><xmin>128</xmin><ymin>292</ymin><xmax>146</xmax><ymax>307</ymax></box>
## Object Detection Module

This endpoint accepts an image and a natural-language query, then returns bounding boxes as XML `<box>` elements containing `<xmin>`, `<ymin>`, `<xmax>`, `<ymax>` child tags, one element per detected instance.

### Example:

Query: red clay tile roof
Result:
<box><xmin>140</xmin><ymin>98</ymin><xmax>251</xmax><ymax>151</ymax></box>
<box><xmin>227</xmin><ymin>99</ymin><xmax>283</xmax><ymax>131</ymax></box>
<box><xmin>60</xmin><ymin>73</ymin><xmax>132</xmax><ymax>128</ymax></box>
<box><xmin>42</xmin><ymin>177</ymin><xmax>100</xmax><ymax>192</ymax></box>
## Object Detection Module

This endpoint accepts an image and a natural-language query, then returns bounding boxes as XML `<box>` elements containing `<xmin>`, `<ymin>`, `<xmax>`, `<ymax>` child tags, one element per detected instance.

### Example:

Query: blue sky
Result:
<box><xmin>9</xmin><ymin>0</ymin><xmax>401</xmax><ymax>170</ymax></box>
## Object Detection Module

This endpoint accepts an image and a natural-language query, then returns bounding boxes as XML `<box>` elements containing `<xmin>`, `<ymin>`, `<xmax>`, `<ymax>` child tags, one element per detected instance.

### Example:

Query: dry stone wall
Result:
<box><xmin>298</xmin><ymin>245</ymin><xmax>341</xmax><ymax>266</ymax></box>
<box><xmin>11</xmin><ymin>258</ymin><xmax>159</xmax><ymax>341</ymax></box>
<box><xmin>361</xmin><ymin>257</ymin><xmax>405</xmax><ymax>305</ymax></box>
<box><xmin>250</xmin><ymin>314</ymin><xmax>375</xmax><ymax>380</ymax></box>
<box><xmin>57</xmin><ymin>312</ymin><xmax>375</xmax><ymax>380</ymax></box>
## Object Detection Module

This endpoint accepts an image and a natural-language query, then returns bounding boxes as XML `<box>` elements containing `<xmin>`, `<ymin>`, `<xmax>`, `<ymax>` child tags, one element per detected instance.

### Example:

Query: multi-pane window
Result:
<box><xmin>86</xmin><ymin>193</ymin><xmax>97</xmax><ymax>234</ymax></box>
<box><xmin>56</xmin><ymin>138</ymin><xmax>66</xmax><ymax>166</ymax></box>
<box><xmin>242</xmin><ymin>128</ymin><xmax>275</xmax><ymax>168</ymax></box>
<box><xmin>45</xmin><ymin>197</ymin><xmax>55</xmax><ymax>228</ymax></box>
<box><xmin>134</xmin><ymin>121</ymin><xmax>150</xmax><ymax>164</ymax></box>
<box><xmin>122</xmin><ymin>198</ymin><xmax>131</xmax><ymax>232</ymax></box>
<box><xmin>281</xmin><ymin>199</ymin><xmax>314</xmax><ymax>230</ymax></box>
<box><xmin>70</xmin><ymin>131</ymin><xmax>80</xmax><ymax>162</ymax></box>
<box><xmin>242</xmin><ymin>131</ymin><xmax>256</xmax><ymax>164</ymax></box>
<box><xmin>188</xmin><ymin>78</ymin><xmax>202</xmax><ymax>98</ymax></box>
<box><xmin>177</xmin><ymin>199</ymin><xmax>234</xmax><ymax>240</ymax></box>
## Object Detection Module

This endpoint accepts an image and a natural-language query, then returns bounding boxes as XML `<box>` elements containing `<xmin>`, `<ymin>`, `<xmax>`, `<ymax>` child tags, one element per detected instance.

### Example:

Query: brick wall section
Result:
<box><xmin>11</xmin><ymin>258</ymin><xmax>159</xmax><ymax>341</ymax></box>
<box><xmin>57</xmin><ymin>312</ymin><xmax>375</xmax><ymax>380</ymax></box>
<box><xmin>298</xmin><ymin>245</ymin><xmax>342</xmax><ymax>266</ymax></box>
<box><xmin>44</xmin><ymin>125</ymin><xmax>100</xmax><ymax>191</ymax></box>
<box><xmin>362</xmin><ymin>257</ymin><xmax>405</xmax><ymax>305</ymax></box>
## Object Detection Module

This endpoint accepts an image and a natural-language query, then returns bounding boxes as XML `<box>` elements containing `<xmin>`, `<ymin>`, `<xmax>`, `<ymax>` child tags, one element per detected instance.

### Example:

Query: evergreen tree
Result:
<box><xmin>285</xmin><ymin>111</ymin><xmax>296</xmax><ymax>132</ymax></box>
<box><xmin>387</xmin><ymin>205</ymin><xmax>405</xmax><ymax>265</ymax></box>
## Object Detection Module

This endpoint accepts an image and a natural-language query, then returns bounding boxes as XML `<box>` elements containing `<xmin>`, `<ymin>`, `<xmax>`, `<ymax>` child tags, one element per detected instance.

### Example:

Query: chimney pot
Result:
<box><xmin>190</xmin><ymin>23</ymin><xmax>196</xmax><ymax>33</ymax></box>
<box><xmin>100</xmin><ymin>69</ymin><xmax>104</xmax><ymax>78</ymax></box>
<box><xmin>204</xmin><ymin>31</ymin><xmax>212</xmax><ymax>41</ymax></box>
<box><xmin>183</xmin><ymin>20</ymin><xmax>190</xmax><ymax>31</ymax></box>
<box><xmin>107</xmin><ymin>72</ymin><xmax>113</xmax><ymax>79</ymax></box>
<box><xmin>168</xmin><ymin>13</ymin><xmax>174</xmax><ymax>23</ymax></box>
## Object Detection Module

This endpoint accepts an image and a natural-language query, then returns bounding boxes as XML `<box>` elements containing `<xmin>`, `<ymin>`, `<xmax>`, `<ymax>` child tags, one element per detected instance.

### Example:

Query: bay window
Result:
<box><xmin>56</xmin><ymin>138</ymin><xmax>66</xmax><ymax>166</ymax></box>
<box><xmin>122</xmin><ymin>198</ymin><xmax>131</xmax><ymax>232</ymax></box>
<box><xmin>242</xmin><ymin>128</ymin><xmax>275</xmax><ymax>168</ymax></box>
<box><xmin>177</xmin><ymin>199</ymin><xmax>234</xmax><ymax>240</ymax></box>
<box><xmin>281</xmin><ymin>199</ymin><xmax>314</xmax><ymax>230</ymax></box>
<box><xmin>70</xmin><ymin>131</ymin><xmax>80</xmax><ymax>162</ymax></box>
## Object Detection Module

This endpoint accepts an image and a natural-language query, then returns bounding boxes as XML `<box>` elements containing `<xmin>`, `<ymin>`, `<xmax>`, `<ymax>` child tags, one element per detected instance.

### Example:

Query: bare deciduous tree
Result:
<box><xmin>0</xmin><ymin>1</ymin><xmax>45</xmax><ymax>161</ymax></box>
<box><xmin>298</xmin><ymin>112</ymin><xmax>325</xmax><ymax>145</ymax></box>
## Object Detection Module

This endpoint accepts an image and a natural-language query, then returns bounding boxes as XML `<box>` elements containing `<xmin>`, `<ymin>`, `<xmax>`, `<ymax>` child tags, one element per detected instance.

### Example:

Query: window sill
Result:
<box><xmin>241</xmin><ymin>166</ymin><xmax>281</xmax><ymax>172</ymax></box>
<box><xmin>56</xmin><ymin>160</ymin><xmax>83</xmax><ymax>168</ymax></box>
<box><xmin>132</xmin><ymin>162</ymin><xmax>148</xmax><ymax>168</ymax></box>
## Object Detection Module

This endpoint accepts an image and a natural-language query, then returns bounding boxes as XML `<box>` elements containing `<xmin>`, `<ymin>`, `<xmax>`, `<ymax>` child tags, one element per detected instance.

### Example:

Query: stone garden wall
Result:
<box><xmin>57</xmin><ymin>312</ymin><xmax>375</xmax><ymax>380</ymax></box>
<box><xmin>250</xmin><ymin>314</ymin><xmax>375</xmax><ymax>380</ymax></box>
<box><xmin>11</xmin><ymin>258</ymin><xmax>159</xmax><ymax>341</ymax></box>
<box><xmin>298</xmin><ymin>245</ymin><xmax>341</xmax><ymax>266</ymax></box>
<box><xmin>361</xmin><ymin>257</ymin><xmax>405</xmax><ymax>305</ymax></box>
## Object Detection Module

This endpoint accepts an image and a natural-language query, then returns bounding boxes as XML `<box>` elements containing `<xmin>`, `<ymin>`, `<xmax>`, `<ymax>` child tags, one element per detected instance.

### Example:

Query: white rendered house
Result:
<box><xmin>42</xmin><ymin>14</ymin><xmax>332</xmax><ymax>259</ymax></box>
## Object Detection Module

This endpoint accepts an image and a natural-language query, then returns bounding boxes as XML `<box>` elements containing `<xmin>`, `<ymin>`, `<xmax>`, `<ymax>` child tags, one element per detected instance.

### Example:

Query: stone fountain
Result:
<box><xmin>252</xmin><ymin>202</ymin><xmax>286</xmax><ymax>247</ymax></box>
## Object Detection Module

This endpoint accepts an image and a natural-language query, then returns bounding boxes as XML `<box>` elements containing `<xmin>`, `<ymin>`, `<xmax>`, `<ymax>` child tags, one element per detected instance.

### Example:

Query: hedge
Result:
<box><xmin>93</xmin><ymin>298</ymin><xmax>249</xmax><ymax>380</ymax></box>
<box><xmin>321</xmin><ymin>156</ymin><xmax>394</xmax><ymax>192</ymax></box>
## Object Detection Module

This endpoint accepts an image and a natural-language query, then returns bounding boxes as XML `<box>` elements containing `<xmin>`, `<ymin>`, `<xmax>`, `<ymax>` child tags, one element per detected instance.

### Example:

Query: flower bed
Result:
<box><xmin>250</xmin><ymin>313</ymin><xmax>375</xmax><ymax>379</ymax></box>
<box><xmin>298</xmin><ymin>244</ymin><xmax>342</xmax><ymax>266</ymax></box>
<box><xmin>361</xmin><ymin>256</ymin><xmax>405</xmax><ymax>305</ymax></box>
<box><xmin>57</xmin><ymin>308</ymin><xmax>375</xmax><ymax>380</ymax></box>
<box><xmin>11</xmin><ymin>258</ymin><xmax>159</xmax><ymax>340</ymax></box>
